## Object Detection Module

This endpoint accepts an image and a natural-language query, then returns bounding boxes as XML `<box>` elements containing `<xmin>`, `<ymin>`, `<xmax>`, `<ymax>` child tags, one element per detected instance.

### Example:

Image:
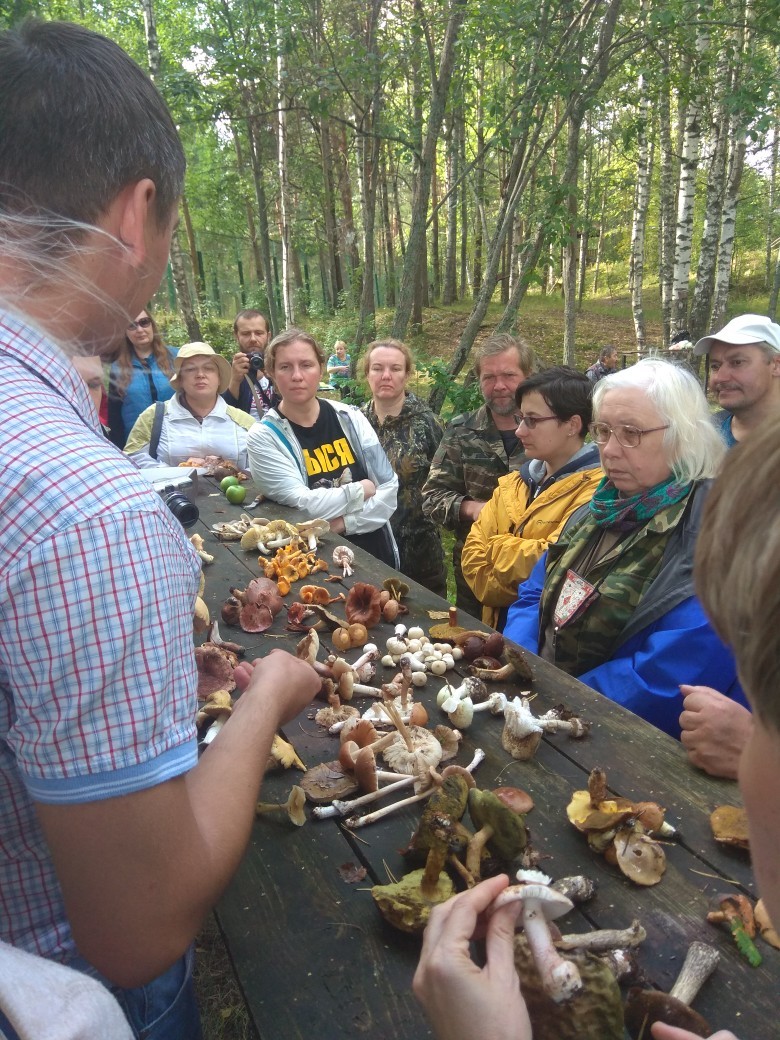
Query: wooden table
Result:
<box><xmin>192</xmin><ymin>478</ymin><xmax>776</xmax><ymax>1040</ymax></box>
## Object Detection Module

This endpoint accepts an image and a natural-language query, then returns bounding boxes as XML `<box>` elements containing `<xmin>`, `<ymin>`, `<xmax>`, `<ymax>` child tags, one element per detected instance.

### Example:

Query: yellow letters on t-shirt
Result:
<box><xmin>303</xmin><ymin>437</ymin><xmax>355</xmax><ymax>477</ymax></box>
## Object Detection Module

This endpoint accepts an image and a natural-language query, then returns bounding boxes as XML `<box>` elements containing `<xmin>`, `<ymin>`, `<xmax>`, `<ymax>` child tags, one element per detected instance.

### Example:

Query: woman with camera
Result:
<box><xmin>107</xmin><ymin>309</ymin><xmax>177</xmax><ymax>448</ymax></box>
<box><xmin>124</xmin><ymin>342</ymin><xmax>255</xmax><ymax>469</ymax></box>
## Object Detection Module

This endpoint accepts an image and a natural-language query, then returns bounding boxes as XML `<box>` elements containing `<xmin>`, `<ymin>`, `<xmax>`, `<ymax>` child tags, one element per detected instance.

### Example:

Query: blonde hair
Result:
<box><xmin>362</xmin><ymin>338</ymin><xmax>413</xmax><ymax>377</ymax></box>
<box><xmin>264</xmin><ymin>327</ymin><xmax>325</xmax><ymax>373</ymax></box>
<box><xmin>695</xmin><ymin>415</ymin><xmax>780</xmax><ymax>730</ymax></box>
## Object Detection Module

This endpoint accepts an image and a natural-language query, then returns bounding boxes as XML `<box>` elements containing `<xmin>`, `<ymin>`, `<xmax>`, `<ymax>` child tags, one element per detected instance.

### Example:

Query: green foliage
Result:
<box><xmin>418</xmin><ymin>359</ymin><xmax>483</xmax><ymax>418</ymax></box>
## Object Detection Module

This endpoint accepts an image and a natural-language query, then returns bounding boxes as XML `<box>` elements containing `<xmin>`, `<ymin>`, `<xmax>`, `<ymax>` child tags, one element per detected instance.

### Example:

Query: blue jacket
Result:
<box><xmin>108</xmin><ymin>348</ymin><xmax>177</xmax><ymax>448</ymax></box>
<box><xmin>504</xmin><ymin>485</ymin><xmax>747</xmax><ymax>739</ymax></box>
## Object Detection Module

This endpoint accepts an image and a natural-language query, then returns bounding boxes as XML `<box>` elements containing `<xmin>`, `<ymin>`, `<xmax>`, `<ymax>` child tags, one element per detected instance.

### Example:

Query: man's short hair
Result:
<box><xmin>599</xmin><ymin>345</ymin><xmax>617</xmax><ymax>362</ymax></box>
<box><xmin>0</xmin><ymin>20</ymin><xmax>184</xmax><ymax>231</ymax></box>
<box><xmin>696</xmin><ymin>414</ymin><xmax>780</xmax><ymax>731</ymax></box>
<box><xmin>473</xmin><ymin>333</ymin><xmax>537</xmax><ymax>379</ymax></box>
<box><xmin>233</xmin><ymin>309</ymin><xmax>269</xmax><ymax>333</ymax></box>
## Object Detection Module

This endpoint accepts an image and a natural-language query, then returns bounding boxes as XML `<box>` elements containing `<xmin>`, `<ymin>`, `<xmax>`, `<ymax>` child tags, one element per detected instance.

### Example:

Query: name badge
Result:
<box><xmin>553</xmin><ymin>569</ymin><xmax>599</xmax><ymax>628</ymax></box>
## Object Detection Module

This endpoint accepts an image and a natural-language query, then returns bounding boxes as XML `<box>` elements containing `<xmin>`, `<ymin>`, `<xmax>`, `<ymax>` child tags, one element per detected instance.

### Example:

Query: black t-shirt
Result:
<box><xmin>283</xmin><ymin>399</ymin><xmax>395</xmax><ymax>566</ymax></box>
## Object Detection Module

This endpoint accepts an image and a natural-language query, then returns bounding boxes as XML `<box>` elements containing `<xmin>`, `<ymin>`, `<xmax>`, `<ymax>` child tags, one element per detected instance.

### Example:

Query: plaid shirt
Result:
<box><xmin>0</xmin><ymin>311</ymin><xmax>201</xmax><ymax>961</ymax></box>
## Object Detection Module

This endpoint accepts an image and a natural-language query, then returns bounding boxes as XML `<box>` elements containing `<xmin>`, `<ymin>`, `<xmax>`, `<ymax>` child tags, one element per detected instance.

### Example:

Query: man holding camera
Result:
<box><xmin>223</xmin><ymin>308</ymin><xmax>276</xmax><ymax>417</ymax></box>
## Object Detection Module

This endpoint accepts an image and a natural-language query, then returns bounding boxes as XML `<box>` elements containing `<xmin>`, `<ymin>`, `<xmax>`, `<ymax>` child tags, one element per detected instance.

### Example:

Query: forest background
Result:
<box><xmin>3</xmin><ymin>0</ymin><xmax>780</xmax><ymax>413</ymax></box>
<box><xmin>3</xmin><ymin>3</ymin><xmax>778</xmax><ymax>1034</ymax></box>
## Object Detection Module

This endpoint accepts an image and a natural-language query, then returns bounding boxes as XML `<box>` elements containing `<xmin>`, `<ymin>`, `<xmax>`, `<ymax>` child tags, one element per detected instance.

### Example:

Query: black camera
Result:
<box><xmin>158</xmin><ymin>485</ymin><xmax>199</xmax><ymax>529</ymax></box>
<box><xmin>248</xmin><ymin>352</ymin><xmax>265</xmax><ymax>373</ymax></box>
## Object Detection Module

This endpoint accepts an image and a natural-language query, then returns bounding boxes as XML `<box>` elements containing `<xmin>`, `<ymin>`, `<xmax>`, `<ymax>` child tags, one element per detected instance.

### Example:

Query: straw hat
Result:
<box><xmin>170</xmin><ymin>342</ymin><xmax>232</xmax><ymax>394</ymax></box>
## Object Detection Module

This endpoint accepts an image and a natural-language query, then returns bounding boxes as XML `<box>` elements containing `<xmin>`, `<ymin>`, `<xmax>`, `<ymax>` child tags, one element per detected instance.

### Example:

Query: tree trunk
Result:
<box><xmin>336</xmin><ymin>124</ymin><xmax>362</xmax><ymax>306</ymax></box>
<box><xmin>276</xmin><ymin>5</ymin><xmax>294</xmax><ymax>325</ymax></box>
<box><xmin>231</xmin><ymin>127</ymin><xmax>264</xmax><ymax>288</ymax></box>
<box><xmin>180</xmin><ymin>194</ymin><xmax>206</xmax><ymax>310</ymax></box>
<box><xmin>244</xmin><ymin>101</ymin><xmax>280</xmax><ymax>334</ymax></box>
<box><xmin>562</xmin><ymin>114</ymin><xmax>581</xmax><ymax>365</ymax></box>
<box><xmin>495</xmin><ymin>225</ymin><xmax>547</xmax><ymax>333</ymax></box>
<box><xmin>630</xmin><ymin>64</ymin><xmax>653</xmax><ymax>353</ymax></box>
<box><xmin>391</xmin><ymin>0</ymin><xmax>468</xmax><ymax>340</ymax></box>
<box><xmin>658</xmin><ymin>44</ymin><xmax>676</xmax><ymax>347</ymax></box>
<box><xmin>169</xmin><ymin>230</ymin><xmax>201</xmax><ymax>339</ymax></box>
<box><xmin>381</xmin><ymin>150</ymin><xmax>396</xmax><ymax>306</ymax></box>
<box><xmin>320</xmin><ymin>115</ymin><xmax>343</xmax><ymax>310</ymax></box>
<box><xmin>442</xmin><ymin>116</ymin><xmax>458</xmax><ymax>305</ymax></box>
<box><xmin>671</xmin><ymin>9</ymin><xmax>709</xmax><ymax>335</ymax></box>
<box><xmin>766</xmin><ymin>106</ymin><xmax>779</xmax><ymax>290</ymax></box>
<box><xmin>431</xmin><ymin>164</ymin><xmax>441</xmax><ymax>302</ymax></box>
<box><xmin>355</xmin><ymin>1</ymin><xmax>383</xmax><ymax>349</ymax></box>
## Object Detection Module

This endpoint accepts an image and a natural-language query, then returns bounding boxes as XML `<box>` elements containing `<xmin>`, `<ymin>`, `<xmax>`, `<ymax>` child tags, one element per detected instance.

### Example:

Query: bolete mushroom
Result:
<box><xmin>707</xmin><ymin>892</ymin><xmax>762</xmax><ymax>966</ymax></box>
<box><xmin>624</xmin><ymin>940</ymin><xmax>719</xmax><ymax>1039</ymax></box>
<box><xmin>466</xmin><ymin>787</ymin><xmax>528</xmax><ymax>879</ymax></box>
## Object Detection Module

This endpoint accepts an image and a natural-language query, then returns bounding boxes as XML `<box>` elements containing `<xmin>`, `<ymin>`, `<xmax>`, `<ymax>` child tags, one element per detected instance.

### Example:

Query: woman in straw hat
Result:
<box><xmin>124</xmin><ymin>342</ymin><xmax>255</xmax><ymax>468</ymax></box>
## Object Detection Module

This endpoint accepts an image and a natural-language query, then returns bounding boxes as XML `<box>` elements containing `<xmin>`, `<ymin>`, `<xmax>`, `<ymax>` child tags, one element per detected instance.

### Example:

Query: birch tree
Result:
<box><xmin>629</xmin><ymin>60</ymin><xmax>653</xmax><ymax>353</ymax></box>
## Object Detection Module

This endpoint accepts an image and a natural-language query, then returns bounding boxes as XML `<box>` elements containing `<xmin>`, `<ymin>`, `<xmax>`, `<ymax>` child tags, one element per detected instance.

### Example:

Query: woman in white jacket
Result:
<box><xmin>124</xmin><ymin>342</ymin><xmax>255</xmax><ymax>469</ymax></box>
<box><xmin>247</xmin><ymin>328</ymin><xmax>399</xmax><ymax>567</ymax></box>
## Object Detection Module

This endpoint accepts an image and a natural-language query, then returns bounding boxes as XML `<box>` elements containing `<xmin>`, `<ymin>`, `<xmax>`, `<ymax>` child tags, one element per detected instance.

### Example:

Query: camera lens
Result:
<box><xmin>249</xmin><ymin>353</ymin><xmax>265</xmax><ymax>372</ymax></box>
<box><xmin>158</xmin><ymin>486</ymin><xmax>199</xmax><ymax>529</ymax></box>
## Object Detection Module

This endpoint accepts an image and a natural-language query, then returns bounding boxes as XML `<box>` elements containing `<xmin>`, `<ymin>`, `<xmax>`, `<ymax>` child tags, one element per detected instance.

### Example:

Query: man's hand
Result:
<box><xmin>329</xmin><ymin>516</ymin><xmax>346</xmax><ymax>534</ymax></box>
<box><xmin>679</xmin><ymin>685</ymin><xmax>753</xmax><ymax>780</ymax></box>
<box><xmin>459</xmin><ymin>498</ymin><xmax>486</xmax><ymax>524</ymax></box>
<box><xmin>227</xmin><ymin>352</ymin><xmax>250</xmax><ymax>398</ymax></box>
<box><xmin>233</xmin><ymin>649</ymin><xmax>321</xmax><ymax>727</ymax></box>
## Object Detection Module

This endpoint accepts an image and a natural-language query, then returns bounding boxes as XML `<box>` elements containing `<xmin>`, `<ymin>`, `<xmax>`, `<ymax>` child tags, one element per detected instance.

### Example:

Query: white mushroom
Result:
<box><xmin>502</xmin><ymin>696</ymin><xmax>544</xmax><ymax>760</ymax></box>
<box><xmin>296</xmin><ymin>518</ymin><xmax>330</xmax><ymax>551</ymax></box>
<box><xmin>332</xmin><ymin>545</ymin><xmax>355</xmax><ymax>577</ymax></box>
<box><xmin>491</xmin><ymin>869</ymin><xmax>582</xmax><ymax>1003</ymax></box>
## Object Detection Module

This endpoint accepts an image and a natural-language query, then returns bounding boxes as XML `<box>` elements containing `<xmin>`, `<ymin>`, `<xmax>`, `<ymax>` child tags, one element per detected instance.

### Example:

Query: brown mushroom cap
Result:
<box><xmin>624</xmin><ymin>988</ymin><xmax>711</xmax><ymax>1038</ymax></box>
<box><xmin>494</xmin><ymin>786</ymin><xmax>535</xmax><ymax>815</ymax></box>
<box><xmin>345</xmin><ymin>582</ymin><xmax>382</xmax><ymax>627</ymax></box>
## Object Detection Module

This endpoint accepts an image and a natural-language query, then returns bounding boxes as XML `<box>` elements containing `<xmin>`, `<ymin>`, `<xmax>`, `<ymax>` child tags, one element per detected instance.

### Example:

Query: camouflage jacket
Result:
<box><xmin>421</xmin><ymin>404</ymin><xmax>526</xmax><ymax>543</ymax></box>
<box><xmin>362</xmin><ymin>393</ymin><xmax>447</xmax><ymax>595</ymax></box>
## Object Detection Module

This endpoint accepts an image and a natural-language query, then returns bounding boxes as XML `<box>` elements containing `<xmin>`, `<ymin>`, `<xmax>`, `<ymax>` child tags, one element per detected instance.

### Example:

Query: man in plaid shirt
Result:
<box><xmin>0</xmin><ymin>22</ymin><xmax>318</xmax><ymax>1039</ymax></box>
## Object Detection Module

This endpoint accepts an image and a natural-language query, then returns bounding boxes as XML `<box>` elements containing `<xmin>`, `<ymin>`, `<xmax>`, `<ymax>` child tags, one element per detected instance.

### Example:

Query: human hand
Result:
<box><xmin>652</xmin><ymin>1024</ymin><xmax>739</xmax><ymax>1040</ymax></box>
<box><xmin>359</xmin><ymin>479</ymin><xmax>377</xmax><ymax>501</ymax></box>
<box><xmin>413</xmin><ymin>875</ymin><xmax>531</xmax><ymax>1040</ymax></box>
<box><xmin>234</xmin><ymin>650</ymin><xmax>320</xmax><ymax>725</ymax></box>
<box><xmin>679</xmin><ymin>685</ymin><xmax>753</xmax><ymax>780</ymax></box>
<box><xmin>329</xmin><ymin>516</ymin><xmax>346</xmax><ymax>534</ymax></box>
<box><xmin>459</xmin><ymin>498</ymin><xmax>486</xmax><ymax>524</ymax></box>
<box><xmin>231</xmin><ymin>352</ymin><xmax>250</xmax><ymax>377</ymax></box>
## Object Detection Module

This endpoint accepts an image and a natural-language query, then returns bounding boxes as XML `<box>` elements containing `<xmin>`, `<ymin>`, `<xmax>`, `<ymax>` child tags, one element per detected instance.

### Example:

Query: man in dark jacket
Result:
<box><xmin>223</xmin><ymin>309</ymin><xmax>277</xmax><ymax>417</ymax></box>
<box><xmin>585</xmin><ymin>345</ymin><xmax>618</xmax><ymax>384</ymax></box>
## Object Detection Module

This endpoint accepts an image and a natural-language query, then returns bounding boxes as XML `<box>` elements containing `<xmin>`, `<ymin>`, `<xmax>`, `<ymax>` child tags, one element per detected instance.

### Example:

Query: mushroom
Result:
<box><xmin>299</xmin><ymin>761</ymin><xmax>360</xmax><ymax>803</ymax></box>
<box><xmin>189</xmin><ymin>532</ymin><xmax>214</xmax><ymax>565</ymax></box>
<box><xmin>502</xmin><ymin>697</ymin><xmax>544</xmax><ymax>760</ymax></box>
<box><xmin>205</xmin><ymin>619</ymin><xmax>246</xmax><ymax>657</ymax></box>
<box><xmin>624</xmin><ymin>941</ymin><xmax>720</xmax><ymax>1039</ymax></box>
<box><xmin>382</xmin><ymin>576</ymin><xmax>410</xmax><ymax>601</ymax></box>
<box><xmin>255</xmin><ymin>785</ymin><xmax>307</xmax><ymax>827</ymax></box>
<box><xmin>466</xmin><ymin>787</ymin><xmax>529</xmax><ymax>879</ymax></box>
<box><xmin>299</xmin><ymin>584</ymin><xmax>343</xmax><ymax>605</ymax></box>
<box><xmin>196</xmin><ymin>689</ymin><xmax>233</xmax><ymax>745</ymax></box>
<box><xmin>428</xmin><ymin>606</ymin><xmax>467</xmax><ymax>643</ymax></box>
<box><xmin>556</xmin><ymin>919</ymin><xmax>645</xmax><ymax>951</ymax></box>
<box><xmin>490</xmin><ymin>869</ymin><xmax>582</xmax><ymax>1004</ymax></box>
<box><xmin>193</xmin><ymin>596</ymin><xmax>210</xmax><ymax>634</ymax></box>
<box><xmin>755</xmin><ymin>899</ymin><xmax>780</xmax><ymax>949</ymax></box>
<box><xmin>706</xmin><ymin>892</ymin><xmax>762</xmax><ymax>966</ymax></box>
<box><xmin>345</xmin><ymin>582</ymin><xmax>382</xmax><ymax>627</ymax></box>
<box><xmin>195</xmin><ymin>643</ymin><xmax>236</xmax><ymax>699</ymax></box>
<box><xmin>269</xmin><ymin>734</ymin><xmax>306</xmax><ymax>771</ymax></box>
<box><xmin>332</xmin><ymin>545</ymin><xmax>355</xmax><ymax>577</ymax></box>
<box><xmin>296</xmin><ymin>517</ymin><xmax>330</xmax><ymax>550</ymax></box>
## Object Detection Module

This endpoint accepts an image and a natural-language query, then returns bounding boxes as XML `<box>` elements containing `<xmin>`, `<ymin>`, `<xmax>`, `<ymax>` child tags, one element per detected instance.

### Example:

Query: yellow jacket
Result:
<box><xmin>462</xmin><ymin>456</ymin><xmax>603</xmax><ymax>628</ymax></box>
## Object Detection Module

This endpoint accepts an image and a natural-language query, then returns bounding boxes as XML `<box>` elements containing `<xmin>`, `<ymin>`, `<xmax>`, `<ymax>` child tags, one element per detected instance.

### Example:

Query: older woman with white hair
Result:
<box><xmin>124</xmin><ymin>342</ymin><xmax>256</xmax><ymax>469</ymax></box>
<box><xmin>504</xmin><ymin>357</ymin><xmax>749</xmax><ymax>738</ymax></box>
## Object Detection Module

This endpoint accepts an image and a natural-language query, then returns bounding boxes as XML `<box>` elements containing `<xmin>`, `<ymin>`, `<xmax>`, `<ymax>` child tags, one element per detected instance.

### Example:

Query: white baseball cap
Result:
<box><xmin>694</xmin><ymin>314</ymin><xmax>780</xmax><ymax>356</ymax></box>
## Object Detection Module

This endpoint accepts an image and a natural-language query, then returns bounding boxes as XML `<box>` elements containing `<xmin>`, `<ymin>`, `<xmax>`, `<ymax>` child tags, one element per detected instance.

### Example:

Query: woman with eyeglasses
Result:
<box><xmin>503</xmin><ymin>357</ymin><xmax>748</xmax><ymax>739</ymax></box>
<box><xmin>461</xmin><ymin>367</ymin><xmax>602</xmax><ymax>629</ymax></box>
<box><xmin>107</xmin><ymin>309</ymin><xmax>177</xmax><ymax>448</ymax></box>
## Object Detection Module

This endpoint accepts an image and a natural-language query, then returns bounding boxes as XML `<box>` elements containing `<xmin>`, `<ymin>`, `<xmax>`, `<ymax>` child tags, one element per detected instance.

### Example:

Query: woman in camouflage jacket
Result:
<box><xmin>362</xmin><ymin>340</ymin><xmax>447</xmax><ymax>597</ymax></box>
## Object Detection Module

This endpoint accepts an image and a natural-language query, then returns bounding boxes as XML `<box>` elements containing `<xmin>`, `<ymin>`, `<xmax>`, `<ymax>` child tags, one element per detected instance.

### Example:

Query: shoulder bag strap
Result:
<box><xmin>149</xmin><ymin>400</ymin><xmax>166</xmax><ymax>460</ymax></box>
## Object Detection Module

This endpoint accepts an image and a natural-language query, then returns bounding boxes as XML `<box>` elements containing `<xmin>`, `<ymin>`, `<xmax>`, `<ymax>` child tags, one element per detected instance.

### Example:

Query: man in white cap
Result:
<box><xmin>694</xmin><ymin>313</ymin><xmax>780</xmax><ymax>447</ymax></box>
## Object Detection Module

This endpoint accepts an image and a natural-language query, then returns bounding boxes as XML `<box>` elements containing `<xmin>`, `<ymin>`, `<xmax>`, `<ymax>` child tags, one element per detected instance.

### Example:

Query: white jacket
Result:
<box><xmin>125</xmin><ymin>395</ymin><xmax>256</xmax><ymax>470</ymax></box>
<box><xmin>247</xmin><ymin>400</ymin><xmax>399</xmax><ymax>563</ymax></box>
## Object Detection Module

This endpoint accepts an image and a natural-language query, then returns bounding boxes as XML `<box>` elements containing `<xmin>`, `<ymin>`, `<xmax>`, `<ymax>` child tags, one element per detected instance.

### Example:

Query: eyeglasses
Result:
<box><xmin>513</xmin><ymin>413</ymin><xmax>560</xmax><ymax>430</ymax></box>
<box><xmin>588</xmin><ymin>421</ymin><xmax>669</xmax><ymax>448</ymax></box>
<box><xmin>127</xmin><ymin>317</ymin><xmax>152</xmax><ymax>331</ymax></box>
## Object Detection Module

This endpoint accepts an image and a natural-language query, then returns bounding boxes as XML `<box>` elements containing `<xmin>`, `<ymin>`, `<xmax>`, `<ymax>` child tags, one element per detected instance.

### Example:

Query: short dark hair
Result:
<box><xmin>516</xmin><ymin>365</ymin><xmax>593</xmax><ymax>435</ymax></box>
<box><xmin>0</xmin><ymin>20</ymin><xmax>185</xmax><ymax>230</ymax></box>
<box><xmin>233</xmin><ymin>309</ymin><xmax>269</xmax><ymax>333</ymax></box>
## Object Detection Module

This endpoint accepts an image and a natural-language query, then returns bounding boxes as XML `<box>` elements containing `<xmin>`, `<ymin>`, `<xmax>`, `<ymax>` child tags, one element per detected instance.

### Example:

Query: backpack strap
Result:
<box><xmin>149</xmin><ymin>400</ymin><xmax>166</xmax><ymax>460</ymax></box>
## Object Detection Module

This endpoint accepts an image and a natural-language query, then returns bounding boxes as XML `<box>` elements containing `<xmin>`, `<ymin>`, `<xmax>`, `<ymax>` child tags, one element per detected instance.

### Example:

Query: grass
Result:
<box><xmin>195</xmin><ymin>914</ymin><xmax>255</xmax><ymax>1040</ymax></box>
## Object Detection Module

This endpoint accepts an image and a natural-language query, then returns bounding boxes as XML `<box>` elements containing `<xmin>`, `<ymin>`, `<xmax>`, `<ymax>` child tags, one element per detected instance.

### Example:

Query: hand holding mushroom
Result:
<box><xmin>413</xmin><ymin>874</ymin><xmax>532</xmax><ymax>1040</ymax></box>
<box><xmin>650</xmin><ymin>1026</ymin><xmax>739</xmax><ymax>1040</ymax></box>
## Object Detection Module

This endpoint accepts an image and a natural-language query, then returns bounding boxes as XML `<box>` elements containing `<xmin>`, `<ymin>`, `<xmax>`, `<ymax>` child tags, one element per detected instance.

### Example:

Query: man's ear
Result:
<box><xmin>114</xmin><ymin>178</ymin><xmax>157</xmax><ymax>269</ymax></box>
<box><xmin>771</xmin><ymin>353</ymin><xmax>780</xmax><ymax>378</ymax></box>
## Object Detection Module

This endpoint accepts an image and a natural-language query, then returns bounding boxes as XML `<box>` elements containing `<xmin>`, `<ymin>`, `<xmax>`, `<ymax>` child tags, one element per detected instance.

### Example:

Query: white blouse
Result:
<box><xmin>131</xmin><ymin>395</ymin><xmax>252</xmax><ymax>470</ymax></box>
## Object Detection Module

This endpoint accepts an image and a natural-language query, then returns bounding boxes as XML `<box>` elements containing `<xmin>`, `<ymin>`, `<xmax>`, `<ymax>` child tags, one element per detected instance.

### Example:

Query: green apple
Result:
<box><xmin>220</xmin><ymin>475</ymin><xmax>240</xmax><ymax>492</ymax></box>
<box><xmin>225</xmin><ymin>484</ymin><xmax>247</xmax><ymax>505</ymax></box>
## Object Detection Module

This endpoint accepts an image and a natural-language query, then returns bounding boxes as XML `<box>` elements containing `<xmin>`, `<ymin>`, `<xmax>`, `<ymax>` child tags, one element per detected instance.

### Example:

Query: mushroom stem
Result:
<box><xmin>668</xmin><ymin>941</ymin><xmax>720</xmax><ymax>1006</ymax></box>
<box><xmin>312</xmin><ymin>775</ymin><xmax>415</xmax><ymax>819</ymax></box>
<box><xmin>556</xmin><ymin>920</ymin><xmax>646</xmax><ymax>952</ymax></box>
<box><xmin>522</xmin><ymin>899</ymin><xmax>582</xmax><ymax>1004</ymax></box>
<box><xmin>380</xmin><ymin>698</ymin><xmax>414</xmax><ymax>751</ymax></box>
<box><xmin>340</xmin><ymin>748</ymin><xmax>485</xmax><ymax>828</ymax></box>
